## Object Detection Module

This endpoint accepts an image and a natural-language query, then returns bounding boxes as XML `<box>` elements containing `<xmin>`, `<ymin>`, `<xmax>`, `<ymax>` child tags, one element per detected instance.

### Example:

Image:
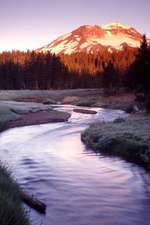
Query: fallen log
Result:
<box><xmin>20</xmin><ymin>191</ymin><xmax>46</xmax><ymax>214</ymax></box>
<box><xmin>73</xmin><ymin>108</ymin><xmax>97</xmax><ymax>114</ymax></box>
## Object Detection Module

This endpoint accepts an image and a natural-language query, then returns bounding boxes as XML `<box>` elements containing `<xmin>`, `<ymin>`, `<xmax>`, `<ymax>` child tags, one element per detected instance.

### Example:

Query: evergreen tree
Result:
<box><xmin>102</xmin><ymin>61</ymin><xmax>119</xmax><ymax>94</ymax></box>
<box><xmin>131</xmin><ymin>34</ymin><xmax>150</xmax><ymax>94</ymax></box>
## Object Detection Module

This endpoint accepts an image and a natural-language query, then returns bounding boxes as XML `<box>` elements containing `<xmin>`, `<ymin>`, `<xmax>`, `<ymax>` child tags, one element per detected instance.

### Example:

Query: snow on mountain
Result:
<box><xmin>101</xmin><ymin>22</ymin><xmax>131</xmax><ymax>30</ymax></box>
<box><xmin>37</xmin><ymin>22</ymin><xmax>147</xmax><ymax>55</ymax></box>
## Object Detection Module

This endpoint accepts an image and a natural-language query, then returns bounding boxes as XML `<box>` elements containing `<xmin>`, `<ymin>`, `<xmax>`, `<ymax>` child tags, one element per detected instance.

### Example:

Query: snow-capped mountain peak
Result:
<box><xmin>37</xmin><ymin>22</ymin><xmax>147</xmax><ymax>55</ymax></box>
<box><xmin>101</xmin><ymin>22</ymin><xmax>131</xmax><ymax>30</ymax></box>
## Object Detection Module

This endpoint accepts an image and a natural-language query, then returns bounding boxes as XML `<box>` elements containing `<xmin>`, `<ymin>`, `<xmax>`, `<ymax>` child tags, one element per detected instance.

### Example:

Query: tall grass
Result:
<box><xmin>0</xmin><ymin>164</ymin><xmax>29</xmax><ymax>225</ymax></box>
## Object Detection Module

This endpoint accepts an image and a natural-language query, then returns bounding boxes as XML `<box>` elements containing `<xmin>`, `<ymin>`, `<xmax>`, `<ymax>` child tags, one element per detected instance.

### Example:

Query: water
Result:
<box><xmin>0</xmin><ymin>105</ymin><xmax>150</xmax><ymax>225</ymax></box>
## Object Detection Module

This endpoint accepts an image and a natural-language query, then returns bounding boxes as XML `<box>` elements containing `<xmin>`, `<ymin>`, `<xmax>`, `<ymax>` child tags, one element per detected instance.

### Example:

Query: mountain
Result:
<box><xmin>37</xmin><ymin>22</ymin><xmax>148</xmax><ymax>55</ymax></box>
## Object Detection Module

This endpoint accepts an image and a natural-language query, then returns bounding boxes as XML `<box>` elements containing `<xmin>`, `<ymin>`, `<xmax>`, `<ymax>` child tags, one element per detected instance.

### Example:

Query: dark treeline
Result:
<box><xmin>126</xmin><ymin>34</ymin><xmax>150</xmax><ymax>111</ymax></box>
<box><xmin>126</xmin><ymin>35</ymin><xmax>150</xmax><ymax>95</ymax></box>
<box><xmin>0</xmin><ymin>51</ymin><xmax>69</xmax><ymax>89</ymax></box>
<box><xmin>0</xmin><ymin>51</ymin><xmax>108</xmax><ymax>89</ymax></box>
<box><xmin>0</xmin><ymin>35</ymin><xmax>149</xmax><ymax>91</ymax></box>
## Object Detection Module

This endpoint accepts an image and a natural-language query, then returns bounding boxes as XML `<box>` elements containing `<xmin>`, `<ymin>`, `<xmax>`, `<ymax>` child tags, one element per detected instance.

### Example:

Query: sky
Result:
<box><xmin>0</xmin><ymin>0</ymin><xmax>150</xmax><ymax>52</ymax></box>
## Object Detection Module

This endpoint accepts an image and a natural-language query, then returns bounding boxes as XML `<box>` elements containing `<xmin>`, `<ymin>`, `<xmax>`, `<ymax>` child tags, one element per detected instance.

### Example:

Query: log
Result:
<box><xmin>73</xmin><ymin>108</ymin><xmax>97</xmax><ymax>114</ymax></box>
<box><xmin>20</xmin><ymin>191</ymin><xmax>46</xmax><ymax>214</ymax></box>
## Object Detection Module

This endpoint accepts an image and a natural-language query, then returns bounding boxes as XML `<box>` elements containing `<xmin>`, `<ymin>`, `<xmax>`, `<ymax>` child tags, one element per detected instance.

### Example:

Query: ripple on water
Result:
<box><xmin>0</xmin><ymin>106</ymin><xmax>150</xmax><ymax>225</ymax></box>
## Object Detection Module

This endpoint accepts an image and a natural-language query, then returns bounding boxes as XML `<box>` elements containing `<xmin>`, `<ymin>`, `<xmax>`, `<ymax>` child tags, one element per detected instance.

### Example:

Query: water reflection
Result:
<box><xmin>0</xmin><ymin>106</ymin><xmax>150</xmax><ymax>225</ymax></box>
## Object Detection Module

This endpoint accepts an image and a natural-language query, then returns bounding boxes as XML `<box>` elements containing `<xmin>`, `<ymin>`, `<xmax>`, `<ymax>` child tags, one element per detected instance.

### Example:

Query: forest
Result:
<box><xmin>0</xmin><ymin>35</ymin><xmax>149</xmax><ymax>94</ymax></box>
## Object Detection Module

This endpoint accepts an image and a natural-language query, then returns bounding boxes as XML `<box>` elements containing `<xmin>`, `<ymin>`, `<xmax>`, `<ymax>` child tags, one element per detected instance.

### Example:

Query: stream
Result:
<box><xmin>0</xmin><ymin>105</ymin><xmax>150</xmax><ymax>225</ymax></box>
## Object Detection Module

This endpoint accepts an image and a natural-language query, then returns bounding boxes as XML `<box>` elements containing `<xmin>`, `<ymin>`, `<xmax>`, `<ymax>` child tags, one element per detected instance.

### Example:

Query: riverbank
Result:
<box><xmin>81</xmin><ymin>114</ymin><xmax>150</xmax><ymax>167</ymax></box>
<box><xmin>0</xmin><ymin>100</ymin><xmax>71</xmax><ymax>132</ymax></box>
<box><xmin>0</xmin><ymin>165</ymin><xmax>29</xmax><ymax>225</ymax></box>
<box><xmin>0</xmin><ymin>90</ymin><xmax>149</xmax><ymax>225</ymax></box>
<box><xmin>0</xmin><ymin>89</ymin><xmax>140</xmax><ymax>224</ymax></box>
<box><xmin>1</xmin><ymin>103</ymin><xmax>150</xmax><ymax>225</ymax></box>
<box><xmin>0</xmin><ymin>89</ymin><xmax>135</xmax><ymax>111</ymax></box>
<box><xmin>0</xmin><ymin>89</ymin><xmax>135</xmax><ymax>132</ymax></box>
<box><xmin>0</xmin><ymin>99</ymin><xmax>70</xmax><ymax>224</ymax></box>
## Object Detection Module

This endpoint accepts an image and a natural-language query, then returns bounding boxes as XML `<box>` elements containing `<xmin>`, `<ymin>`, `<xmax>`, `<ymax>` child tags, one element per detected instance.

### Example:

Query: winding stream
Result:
<box><xmin>0</xmin><ymin>105</ymin><xmax>150</xmax><ymax>225</ymax></box>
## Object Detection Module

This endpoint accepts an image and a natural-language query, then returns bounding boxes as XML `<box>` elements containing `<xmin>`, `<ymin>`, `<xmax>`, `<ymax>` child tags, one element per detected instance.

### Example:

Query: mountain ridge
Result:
<box><xmin>37</xmin><ymin>22</ymin><xmax>149</xmax><ymax>55</ymax></box>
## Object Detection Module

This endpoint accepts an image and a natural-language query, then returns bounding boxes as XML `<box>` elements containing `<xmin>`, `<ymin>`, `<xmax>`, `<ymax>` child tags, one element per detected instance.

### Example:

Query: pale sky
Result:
<box><xmin>0</xmin><ymin>0</ymin><xmax>150</xmax><ymax>52</ymax></box>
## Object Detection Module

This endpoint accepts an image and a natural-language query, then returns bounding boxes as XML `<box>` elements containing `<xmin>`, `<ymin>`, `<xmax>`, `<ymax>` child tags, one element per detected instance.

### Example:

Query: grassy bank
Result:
<box><xmin>0</xmin><ymin>89</ymin><xmax>134</xmax><ymax>111</ymax></box>
<box><xmin>0</xmin><ymin>101</ymin><xmax>71</xmax><ymax>132</ymax></box>
<box><xmin>81</xmin><ymin>114</ymin><xmax>150</xmax><ymax>166</ymax></box>
<box><xmin>0</xmin><ymin>165</ymin><xmax>29</xmax><ymax>225</ymax></box>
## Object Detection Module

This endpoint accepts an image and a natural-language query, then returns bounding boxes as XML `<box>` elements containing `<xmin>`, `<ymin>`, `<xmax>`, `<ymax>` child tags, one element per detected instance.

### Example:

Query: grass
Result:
<box><xmin>81</xmin><ymin>114</ymin><xmax>150</xmax><ymax>165</ymax></box>
<box><xmin>0</xmin><ymin>164</ymin><xmax>29</xmax><ymax>225</ymax></box>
